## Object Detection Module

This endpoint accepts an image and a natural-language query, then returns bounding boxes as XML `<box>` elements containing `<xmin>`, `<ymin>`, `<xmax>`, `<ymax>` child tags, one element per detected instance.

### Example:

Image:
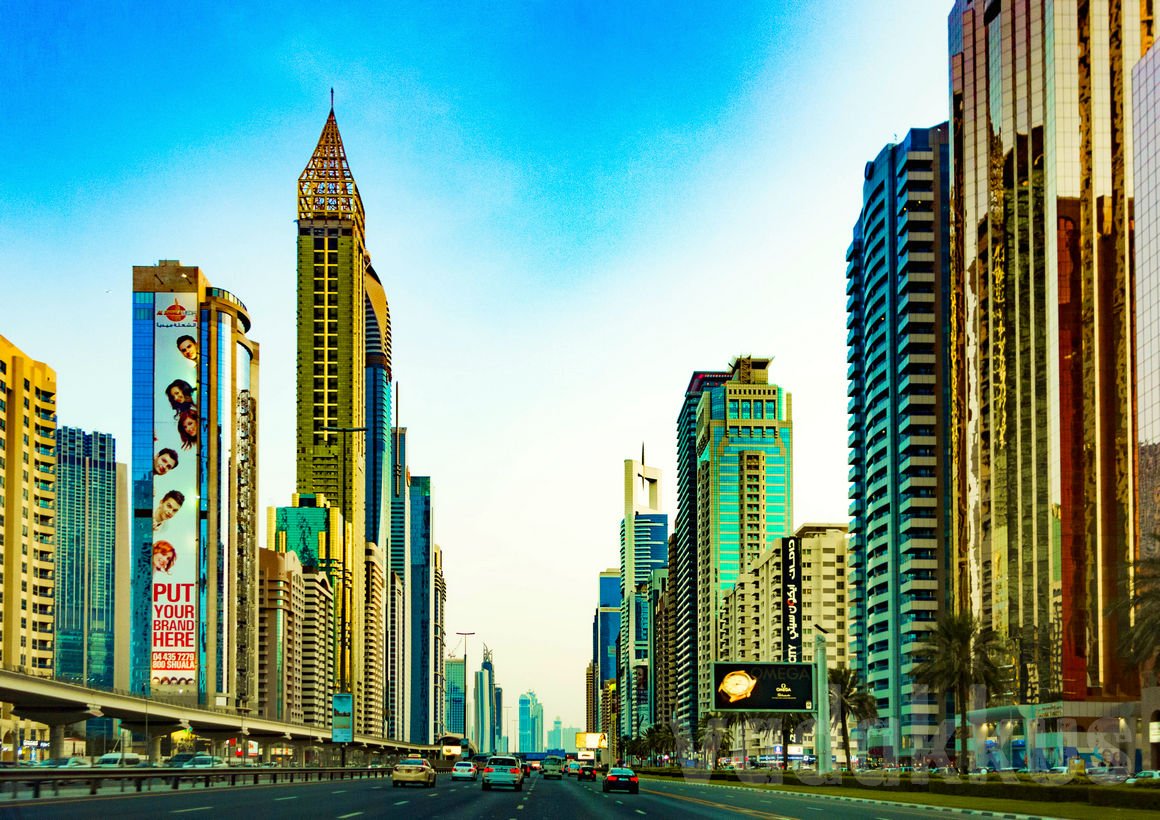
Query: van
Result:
<box><xmin>542</xmin><ymin>756</ymin><xmax>564</xmax><ymax>779</ymax></box>
<box><xmin>95</xmin><ymin>752</ymin><xmax>142</xmax><ymax>768</ymax></box>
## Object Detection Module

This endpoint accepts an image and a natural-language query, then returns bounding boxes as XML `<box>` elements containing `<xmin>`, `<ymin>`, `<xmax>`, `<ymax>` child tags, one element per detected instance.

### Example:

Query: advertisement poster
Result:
<box><xmin>781</xmin><ymin>536</ymin><xmax>802</xmax><ymax>662</ymax></box>
<box><xmin>332</xmin><ymin>693</ymin><xmax>354</xmax><ymax>743</ymax></box>
<box><xmin>149</xmin><ymin>292</ymin><xmax>200</xmax><ymax>692</ymax></box>
<box><xmin>713</xmin><ymin>662</ymin><xmax>814</xmax><ymax>712</ymax></box>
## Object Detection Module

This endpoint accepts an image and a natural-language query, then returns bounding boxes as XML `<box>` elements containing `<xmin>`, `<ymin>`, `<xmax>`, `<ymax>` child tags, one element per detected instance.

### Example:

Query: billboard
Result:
<box><xmin>332</xmin><ymin>693</ymin><xmax>354</xmax><ymax>743</ymax></box>
<box><xmin>781</xmin><ymin>537</ymin><xmax>802</xmax><ymax>662</ymax></box>
<box><xmin>149</xmin><ymin>293</ymin><xmax>200</xmax><ymax>693</ymax></box>
<box><xmin>576</xmin><ymin>732</ymin><xmax>609</xmax><ymax>750</ymax></box>
<box><xmin>713</xmin><ymin>662</ymin><xmax>814</xmax><ymax>712</ymax></box>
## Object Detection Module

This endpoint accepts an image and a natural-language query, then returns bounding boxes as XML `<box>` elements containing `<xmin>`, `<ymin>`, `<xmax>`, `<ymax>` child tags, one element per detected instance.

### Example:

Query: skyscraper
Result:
<box><xmin>695</xmin><ymin>357</ymin><xmax>793</xmax><ymax>718</ymax></box>
<box><xmin>0</xmin><ymin>335</ymin><xmax>56</xmax><ymax>758</ymax></box>
<box><xmin>846</xmin><ymin>125</ymin><xmax>952</xmax><ymax>761</ymax></box>
<box><xmin>409</xmin><ymin>474</ymin><xmax>434</xmax><ymax>744</ymax></box>
<box><xmin>619</xmin><ymin>458</ymin><xmax>668</xmax><ymax>739</ymax></box>
<box><xmin>131</xmin><ymin>262</ymin><xmax>259</xmax><ymax>708</ymax></box>
<box><xmin>54</xmin><ymin>428</ymin><xmax>120</xmax><ymax>690</ymax></box>
<box><xmin>592</xmin><ymin>569</ymin><xmax>620</xmax><ymax>732</ymax></box>
<box><xmin>296</xmin><ymin>104</ymin><xmax>370</xmax><ymax>715</ymax></box>
<box><xmin>432</xmin><ymin>545</ymin><xmax>447</xmax><ymax>738</ymax></box>
<box><xmin>257</xmin><ymin>547</ymin><xmax>305</xmax><ymax>724</ymax></box>
<box><xmin>388</xmin><ymin>426</ymin><xmax>410</xmax><ymax>740</ymax></box>
<box><xmin>673</xmin><ymin>370</ymin><xmax>729</xmax><ymax>743</ymax></box>
<box><xmin>364</xmin><ymin>268</ymin><xmax>392</xmax><ymax>550</ymax></box>
<box><xmin>949</xmin><ymin>0</ymin><xmax>1142</xmax><ymax>717</ymax></box>
<box><xmin>474</xmin><ymin>648</ymin><xmax>497</xmax><ymax>754</ymax></box>
<box><xmin>518</xmin><ymin>691</ymin><xmax>543</xmax><ymax>753</ymax></box>
<box><xmin>445</xmin><ymin>656</ymin><xmax>466</xmax><ymax>735</ymax></box>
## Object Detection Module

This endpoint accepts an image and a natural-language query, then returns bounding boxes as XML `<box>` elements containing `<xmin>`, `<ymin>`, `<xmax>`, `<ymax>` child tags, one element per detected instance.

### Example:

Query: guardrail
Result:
<box><xmin>0</xmin><ymin>765</ymin><xmax>393</xmax><ymax>801</ymax></box>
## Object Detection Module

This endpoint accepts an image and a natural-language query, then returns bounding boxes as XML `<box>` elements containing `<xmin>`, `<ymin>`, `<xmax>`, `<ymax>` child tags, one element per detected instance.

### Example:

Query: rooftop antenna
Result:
<box><xmin>641</xmin><ymin>441</ymin><xmax>645</xmax><ymax>466</ymax></box>
<box><xmin>330</xmin><ymin>87</ymin><xmax>335</xmax><ymax>111</ymax></box>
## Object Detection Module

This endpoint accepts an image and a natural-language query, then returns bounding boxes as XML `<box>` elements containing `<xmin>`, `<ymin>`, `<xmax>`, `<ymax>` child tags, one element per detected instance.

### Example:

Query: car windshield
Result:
<box><xmin>454</xmin><ymin>762</ymin><xmax>472</xmax><ymax>768</ymax></box>
<box><xmin>489</xmin><ymin>758</ymin><xmax>517</xmax><ymax>767</ymax></box>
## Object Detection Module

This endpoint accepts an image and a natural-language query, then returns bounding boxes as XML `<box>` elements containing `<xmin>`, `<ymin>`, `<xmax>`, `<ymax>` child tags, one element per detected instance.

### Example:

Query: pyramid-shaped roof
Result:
<box><xmin>298</xmin><ymin>108</ymin><xmax>365</xmax><ymax>231</ymax></box>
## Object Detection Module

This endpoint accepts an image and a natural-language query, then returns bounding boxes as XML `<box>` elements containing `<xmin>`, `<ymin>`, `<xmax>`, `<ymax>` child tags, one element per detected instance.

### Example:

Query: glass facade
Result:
<box><xmin>695</xmin><ymin>358</ymin><xmax>793</xmax><ymax>716</ymax></box>
<box><xmin>846</xmin><ymin>125</ymin><xmax>952</xmax><ymax>760</ymax></box>
<box><xmin>54</xmin><ymin>428</ymin><xmax>117</xmax><ymax>689</ymax></box>
<box><xmin>408</xmin><ymin>475</ymin><xmax>433</xmax><ymax>744</ymax></box>
<box><xmin>387</xmin><ymin>426</ymin><xmax>409</xmax><ymax>740</ymax></box>
<box><xmin>672</xmin><ymin>370</ymin><xmax>728</xmax><ymax>743</ymax></box>
<box><xmin>949</xmin><ymin>0</ymin><xmax>1141</xmax><ymax>703</ymax></box>
<box><xmin>445</xmin><ymin>656</ymin><xmax>466</xmax><ymax>735</ymax></box>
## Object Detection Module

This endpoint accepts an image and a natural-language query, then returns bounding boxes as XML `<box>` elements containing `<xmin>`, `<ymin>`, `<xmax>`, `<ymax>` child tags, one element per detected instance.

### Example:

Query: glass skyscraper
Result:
<box><xmin>445</xmin><ymin>656</ymin><xmax>466</xmax><ymax>735</ymax></box>
<box><xmin>409</xmin><ymin>475</ymin><xmax>434</xmax><ymax>744</ymax></box>
<box><xmin>672</xmin><ymin>370</ymin><xmax>728</xmax><ymax>744</ymax></box>
<box><xmin>949</xmin><ymin>0</ymin><xmax>1142</xmax><ymax>715</ymax></box>
<box><xmin>54</xmin><ymin>428</ymin><xmax>119</xmax><ymax>689</ymax></box>
<box><xmin>592</xmin><ymin>569</ymin><xmax>620</xmax><ymax>733</ymax></box>
<box><xmin>846</xmin><ymin>125</ymin><xmax>952</xmax><ymax>762</ymax></box>
<box><xmin>694</xmin><ymin>357</ymin><xmax>793</xmax><ymax>717</ymax></box>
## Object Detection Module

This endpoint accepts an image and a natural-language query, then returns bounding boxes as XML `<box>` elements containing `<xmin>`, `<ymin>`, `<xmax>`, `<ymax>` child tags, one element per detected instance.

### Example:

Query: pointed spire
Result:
<box><xmin>298</xmin><ymin>102</ymin><xmax>365</xmax><ymax>231</ymax></box>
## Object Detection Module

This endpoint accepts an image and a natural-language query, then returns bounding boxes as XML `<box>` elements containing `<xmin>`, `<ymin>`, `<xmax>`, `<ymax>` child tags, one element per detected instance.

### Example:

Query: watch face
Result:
<box><xmin>718</xmin><ymin>670</ymin><xmax>758</xmax><ymax>702</ymax></box>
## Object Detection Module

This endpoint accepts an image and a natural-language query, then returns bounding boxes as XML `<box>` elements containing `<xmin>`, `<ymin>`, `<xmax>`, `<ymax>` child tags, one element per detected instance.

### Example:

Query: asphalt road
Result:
<box><xmin>0</xmin><ymin>771</ymin><xmax>1020</xmax><ymax>819</ymax></box>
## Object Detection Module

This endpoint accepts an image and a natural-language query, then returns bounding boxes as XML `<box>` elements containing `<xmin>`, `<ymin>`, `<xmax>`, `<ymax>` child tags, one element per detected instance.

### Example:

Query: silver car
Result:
<box><xmin>482</xmin><ymin>755</ymin><xmax>524</xmax><ymax>791</ymax></box>
<box><xmin>451</xmin><ymin>761</ymin><xmax>478</xmax><ymax>781</ymax></box>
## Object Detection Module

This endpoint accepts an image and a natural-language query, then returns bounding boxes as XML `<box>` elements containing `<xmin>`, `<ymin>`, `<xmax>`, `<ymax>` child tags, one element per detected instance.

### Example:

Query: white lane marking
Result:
<box><xmin>336</xmin><ymin>814</ymin><xmax>364</xmax><ymax>819</ymax></box>
<box><xmin>517</xmin><ymin>806</ymin><xmax>525</xmax><ymax>811</ymax></box>
<box><xmin>616</xmin><ymin>800</ymin><xmax>623</xmax><ymax>805</ymax></box>
<box><xmin>394</xmin><ymin>800</ymin><xmax>409</xmax><ymax>806</ymax></box>
<box><xmin>274</xmin><ymin>796</ymin><xmax>297</xmax><ymax>801</ymax></box>
<box><xmin>332</xmin><ymin>789</ymin><xmax>346</xmax><ymax>794</ymax></box>
<box><xmin>635</xmin><ymin>812</ymin><xmax>647</xmax><ymax>816</ymax></box>
<box><xmin>171</xmin><ymin>810</ymin><xmax>212</xmax><ymax>815</ymax></box>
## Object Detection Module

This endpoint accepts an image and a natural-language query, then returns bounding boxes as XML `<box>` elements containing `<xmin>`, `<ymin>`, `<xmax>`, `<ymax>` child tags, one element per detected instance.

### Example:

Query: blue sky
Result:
<box><xmin>2</xmin><ymin>1</ymin><xmax>951</xmax><ymax>736</ymax></box>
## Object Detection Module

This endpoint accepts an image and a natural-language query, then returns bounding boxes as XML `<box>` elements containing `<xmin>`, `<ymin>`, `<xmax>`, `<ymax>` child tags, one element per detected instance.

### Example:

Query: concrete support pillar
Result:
<box><xmin>49</xmin><ymin>724</ymin><xmax>65</xmax><ymax>759</ymax></box>
<box><xmin>150</xmin><ymin>734</ymin><xmax>163</xmax><ymax>764</ymax></box>
<box><xmin>295</xmin><ymin>742</ymin><xmax>307</xmax><ymax>768</ymax></box>
<box><xmin>262</xmin><ymin>742</ymin><xmax>272</xmax><ymax>764</ymax></box>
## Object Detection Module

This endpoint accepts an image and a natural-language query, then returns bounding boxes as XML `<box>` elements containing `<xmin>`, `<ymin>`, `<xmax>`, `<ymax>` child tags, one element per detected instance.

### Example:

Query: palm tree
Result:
<box><xmin>829</xmin><ymin>666</ymin><xmax>878</xmax><ymax>771</ymax></box>
<box><xmin>695</xmin><ymin>712</ymin><xmax>733</xmax><ymax>767</ymax></box>
<box><xmin>776</xmin><ymin>712</ymin><xmax>809</xmax><ymax>771</ymax></box>
<box><xmin>1114</xmin><ymin>547</ymin><xmax>1160</xmax><ymax>674</ymax></box>
<box><xmin>911</xmin><ymin>611</ymin><xmax>1003</xmax><ymax>775</ymax></box>
<box><xmin>646</xmin><ymin>721</ymin><xmax>676</xmax><ymax>764</ymax></box>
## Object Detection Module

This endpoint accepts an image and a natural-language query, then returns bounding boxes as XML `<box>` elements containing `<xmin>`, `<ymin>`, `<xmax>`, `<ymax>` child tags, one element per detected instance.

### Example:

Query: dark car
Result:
<box><xmin>578</xmin><ymin>765</ymin><xmax>596</xmax><ymax>781</ymax></box>
<box><xmin>602</xmin><ymin>767</ymin><xmax>639</xmax><ymax>794</ymax></box>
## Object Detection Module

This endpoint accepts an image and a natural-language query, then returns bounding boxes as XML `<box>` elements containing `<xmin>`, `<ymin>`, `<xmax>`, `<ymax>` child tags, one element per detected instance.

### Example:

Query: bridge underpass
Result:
<box><xmin>0</xmin><ymin>670</ymin><xmax>438</xmax><ymax>763</ymax></box>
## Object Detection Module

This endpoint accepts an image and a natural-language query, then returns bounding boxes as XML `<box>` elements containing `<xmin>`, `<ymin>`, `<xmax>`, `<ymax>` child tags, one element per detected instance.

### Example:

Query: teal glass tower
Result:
<box><xmin>846</xmin><ymin>125</ymin><xmax>952</xmax><ymax>762</ymax></box>
<box><xmin>54</xmin><ymin>427</ymin><xmax>118</xmax><ymax>689</ymax></box>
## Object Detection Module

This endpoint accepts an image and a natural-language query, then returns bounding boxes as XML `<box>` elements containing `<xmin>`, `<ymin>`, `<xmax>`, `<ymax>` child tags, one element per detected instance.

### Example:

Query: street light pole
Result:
<box><xmin>320</xmin><ymin>424</ymin><xmax>365</xmax><ymax>768</ymax></box>
<box><xmin>456</xmin><ymin>631</ymin><xmax>475</xmax><ymax>750</ymax></box>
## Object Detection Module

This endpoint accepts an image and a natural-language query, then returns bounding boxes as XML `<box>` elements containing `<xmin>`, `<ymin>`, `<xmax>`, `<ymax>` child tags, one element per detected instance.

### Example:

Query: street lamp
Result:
<box><xmin>456</xmin><ymin>631</ymin><xmax>475</xmax><ymax>748</ymax></box>
<box><xmin>319</xmin><ymin>425</ymin><xmax>366</xmax><ymax>697</ymax></box>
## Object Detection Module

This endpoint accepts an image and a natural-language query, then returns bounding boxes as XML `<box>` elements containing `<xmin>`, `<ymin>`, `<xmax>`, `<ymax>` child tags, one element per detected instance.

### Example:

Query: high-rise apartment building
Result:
<box><xmin>364</xmin><ymin>269</ymin><xmax>392</xmax><ymax>550</ymax></box>
<box><xmin>846</xmin><ymin>124</ymin><xmax>952</xmax><ymax>761</ymax></box>
<box><xmin>719</xmin><ymin>524</ymin><xmax>852</xmax><ymax>761</ymax></box>
<box><xmin>0</xmin><ymin>336</ymin><xmax>56</xmax><ymax>759</ymax></box>
<box><xmin>131</xmin><ymin>262</ymin><xmax>259</xmax><ymax>709</ymax></box>
<box><xmin>694</xmin><ymin>357</ymin><xmax>793</xmax><ymax>718</ymax></box>
<box><xmin>433</xmin><ymin>545</ymin><xmax>446</xmax><ymax>738</ymax></box>
<box><xmin>54</xmin><ymin>428</ymin><xmax>119</xmax><ymax>690</ymax></box>
<box><xmin>592</xmin><ymin>569</ymin><xmax>620</xmax><ymax>732</ymax></box>
<box><xmin>296</xmin><ymin>105</ymin><xmax>374</xmax><ymax>717</ymax></box>
<box><xmin>257</xmin><ymin>547</ymin><xmax>305</xmax><ymax>724</ymax></box>
<box><xmin>387</xmin><ymin>571</ymin><xmax>405</xmax><ymax>739</ymax></box>
<box><xmin>409</xmin><ymin>474</ymin><xmax>434</xmax><ymax>744</ymax></box>
<box><xmin>949</xmin><ymin>0</ymin><xmax>1142</xmax><ymax>717</ymax></box>
<box><xmin>649</xmin><ymin>565</ymin><xmax>676</xmax><ymax>727</ymax></box>
<box><xmin>585</xmin><ymin>662</ymin><xmax>597</xmax><ymax>732</ymax></box>
<box><xmin>362</xmin><ymin>542</ymin><xmax>385</xmax><ymax>736</ymax></box>
<box><xmin>619</xmin><ymin>459</ymin><xmax>668</xmax><ymax>739</ymax></box>
<box><xmin>388</xmin><ymin>426</ymin><xmax>410</xmax><ymax>740</ymax></box>
<box><xmin>474</xmin><ymin>648</ymin><xmax>497</xmax><ymax>754</ymax></box>
<box><xmin>445</xmin><ymin>656</ymin><xmax>466</xmax><ymax>735</ymax></box>
<box><xmin>673</xmin><ymin>370</ymin><xmax>729</xmax><ymax>743</ymax></box>
<box><xmin>301</xmin><ymin>568</ymin><xmax>335</xmax><ymax>728</ymax></box>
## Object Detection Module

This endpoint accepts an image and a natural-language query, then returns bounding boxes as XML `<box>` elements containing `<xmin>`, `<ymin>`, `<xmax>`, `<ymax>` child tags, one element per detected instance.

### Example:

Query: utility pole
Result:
<box><xmin>456</xmin><ymin>631</ymin><xmax>475</xmax><ymax>750</ymax></box>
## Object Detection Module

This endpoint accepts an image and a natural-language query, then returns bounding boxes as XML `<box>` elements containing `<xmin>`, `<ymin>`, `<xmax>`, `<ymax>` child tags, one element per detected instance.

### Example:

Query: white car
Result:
<box><xmin>451</xmin><ymin>761</ymin><xmax>478</xmax><ymax>781</ymax></box>
<box><xmin>1127</xmin><ymin>770</ymin><xmax>1160</xmax><ymax>784</ymax></box>
<box><xmin>482</xmin><ymin>756</ymin><xmax>524</xmax><ymax>791</ymax></box>
<box><xmin>183</xmin><ymin>755</ymin><xmax>229</xmax><ymax>769</ymax></box>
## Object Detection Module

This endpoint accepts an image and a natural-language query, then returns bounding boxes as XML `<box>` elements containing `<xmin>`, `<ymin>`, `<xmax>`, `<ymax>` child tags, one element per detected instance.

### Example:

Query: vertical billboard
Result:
<box><xmin>332</xmin><ymin>693</ymin><xmax>354</xmax><ymax>743</ymax></box>
<box><xmin>149</xmin><ymin>293</ymin><xmax>200</xmax><ymax>692</ymax></box>
<box><xmin>781</xmin><ymin>536</ymin><xmax>802</xmax><ymax>662</ymax></box>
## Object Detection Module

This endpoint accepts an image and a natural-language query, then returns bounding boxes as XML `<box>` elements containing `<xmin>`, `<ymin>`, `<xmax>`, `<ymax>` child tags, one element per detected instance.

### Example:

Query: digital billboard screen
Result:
<box><xmin>713</xmin><ymin>662</ymin><xmax>815</xmax><ymax>712</ymax></box>
<box><xmin>332</xmin><ymin>693</ymin><xmax>354</xmax><ymax>743</ymax></box>
<box><xmin>575</xmin><ymin>732</ymin><xmax>609</xmax><ymax>749</ymax></box>
<box><xmin>149</xmin><ymin>292</ymin><xmax>200</xmax><ymax>693</ymax></box>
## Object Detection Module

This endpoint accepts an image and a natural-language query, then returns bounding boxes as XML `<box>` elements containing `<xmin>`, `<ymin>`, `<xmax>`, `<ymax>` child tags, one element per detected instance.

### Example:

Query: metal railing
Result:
<box><xmin>0</xmin><ymin>765</ymin><xmax>392</xmax><ymax>801</ymax></box>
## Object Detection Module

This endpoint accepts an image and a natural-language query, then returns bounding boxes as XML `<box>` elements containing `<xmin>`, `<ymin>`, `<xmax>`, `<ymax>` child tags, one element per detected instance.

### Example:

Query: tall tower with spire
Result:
<box><xmin>296</xmin><ymin>102</ymin><xmax>383</xmax><ymax>733</ymax></box>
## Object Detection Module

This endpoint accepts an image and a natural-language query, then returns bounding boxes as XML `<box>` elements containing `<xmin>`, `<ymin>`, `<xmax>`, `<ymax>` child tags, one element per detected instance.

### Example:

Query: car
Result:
<box><xmin>1088</xmin><ymin>766</ymin><xmax>1128</xmax><ymax>784</ymax></box>
<box><xmin>521</xmin><ymin>761</ymin><xmax>532</xmax><ymax>778</ymax></box>
<box><xmin>531</xmin><ymin>761</ymin><xmax>542</xmax><ymax>771</ymax></box>
<box><xmin>602</xmin><ymin>767</ymin><xmax>639</xmax><ymax>794</ymax></box>
<box><xmin>1127</xmin><ymin>770</ymin><xmax>1160</xmax><ymax>784</ymax></box>
<box><xmin>482</xmin><ymin>755</ymin><xmax>524</xmax><ymax>791</ymax></box>
<box><xmin>183</xmin><ymin>755</ymin><xmax>229</xmax><ymax>769</ymax></box>
<box><xmin>165</xmin><ymin>753</ymin><xmax>197</xmax><ymax>768</ymax></box>
<box><xmin>37</xmin><ymin>757</ymin><xmax>90</xmax><ymax>768</ymax></box>
<box><xmin>392</xmin><ymin>758</ymin><xmax>437</xmax><ymax>788</ymax></box>
<box><xmin>578</xmin><ymin>764</ymin><xmax>597</xmax><ymax>781</ymax></box>
<box><xmin>567</xmin><ymin>760</ymin><xmax>583</xmax><ymax>777</ymax></box>
<box><xmin>95</xmin><ymin>753</ymin><xmax>144</xmax><ymax>768</ymax></box>
<box><xmin>450</xmin><ymin>761</ymin><xmax>478</xmax><ymax>781</ymax></box>
<box><xmin>542</xmin><ymin>755</ymin><xmax>565</xmax><ymax>779</ymax></box>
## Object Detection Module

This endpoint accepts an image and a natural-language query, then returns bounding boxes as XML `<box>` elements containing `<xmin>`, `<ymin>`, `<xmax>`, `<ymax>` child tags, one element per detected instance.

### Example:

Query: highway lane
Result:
<box><xmin>0</xmin><ymin>770</ymin><xmax>1024</xmax><ymax>819</ymax></box>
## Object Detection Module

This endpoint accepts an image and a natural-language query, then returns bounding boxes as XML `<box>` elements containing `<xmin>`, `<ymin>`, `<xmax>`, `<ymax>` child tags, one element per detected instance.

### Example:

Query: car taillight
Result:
<box><xmin>484</xmin><ymin>767</ymin><xmax>493</xmax><ymax>773</ymax></box>
<box><xmin>630</xmin><ymin>776</ymin><xmax>639</xmax><ymax>782</ymax></box>
<box><xmin>607</xmin><ymin>775</ymin><xmax>617</xmax><ymax>781</ymax></box>
<box><xmin>510</xmin><ymin>767</ymin><xmax>520</xmax><ymax>774</ymax></box>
